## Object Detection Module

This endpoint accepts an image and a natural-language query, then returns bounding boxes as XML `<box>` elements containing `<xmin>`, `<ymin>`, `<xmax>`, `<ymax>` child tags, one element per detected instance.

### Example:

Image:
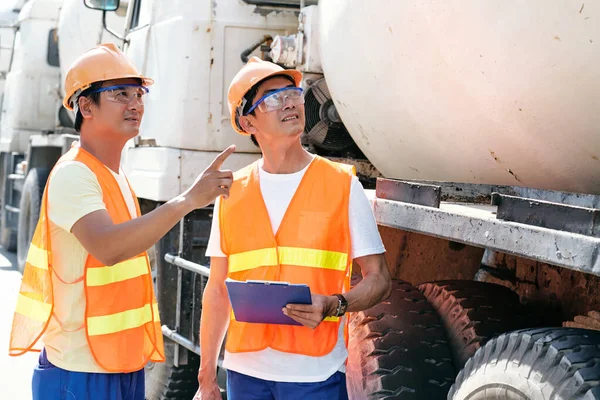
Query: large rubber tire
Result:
<box><xmin>418</xmin><ymin>280</ymin><xmax>535</xmax><ymax>369</ymax></box>
<box><xmin>0</xmin><ymin>207</ymin><xmax>17</xmax><ymax>252</ymax></box>
<box><xmin>0</xmin><ymin>154</ymin><xmax>17</xmax><ymax>252</ymax></box>
<box><xmin>145</xmin><ymin>345</ymin><xmax>201</xmax><ymax>400</ymax></box>
<box><xmin>346</xmin><ymin>279</ymin><xmax>457</xmax><ymax>399</ymax></box>
<box><xmin>17</xmin><ymin>168</ymin><xmax>50</xmax><ymax>273</ymax></box>
<box><xmin>449</xmin><ymin>327</ymin><xmax>600</xmax><ymax>400</ymax></box>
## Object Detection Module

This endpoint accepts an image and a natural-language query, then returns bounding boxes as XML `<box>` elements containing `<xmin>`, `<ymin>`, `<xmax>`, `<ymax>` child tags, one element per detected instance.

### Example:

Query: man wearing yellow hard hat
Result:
<box><xmin>196</xmin><ymin>57</ymin><xmax>392</xmax><ymax>399</ymax></box>
<box><xmin>8</xmin><ymin>43</ymin><xmax>234</xmax><ymax>400</ymax></box>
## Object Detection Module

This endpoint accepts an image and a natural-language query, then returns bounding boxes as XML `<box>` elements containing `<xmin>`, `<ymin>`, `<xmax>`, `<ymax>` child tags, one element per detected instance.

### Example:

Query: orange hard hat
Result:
<box><xmin>228</xmin><ymin>56</ymin><xmax>302</xmax><ymax>135</ymax></box>
<box><xmin>62</xmin><ymin>43</ymin><xmax>153</xmax><ymax>110</ymax></box>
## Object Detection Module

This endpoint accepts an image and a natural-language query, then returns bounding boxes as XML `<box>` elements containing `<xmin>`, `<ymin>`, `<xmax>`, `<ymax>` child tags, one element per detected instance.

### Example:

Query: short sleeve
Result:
<box><xmin>47</xmin><ymin>161</ymin><xmax>107</xmax><ymax>232</ymax></box>
<box><xmin>349</xmin><ymin>176</ymin><xmax>386</xmax><ymax>259</ymax></box>
<box><xmin>206</xmin><ymin>196</ymin><xmax>226</xmax><ymax>258</ymax></box>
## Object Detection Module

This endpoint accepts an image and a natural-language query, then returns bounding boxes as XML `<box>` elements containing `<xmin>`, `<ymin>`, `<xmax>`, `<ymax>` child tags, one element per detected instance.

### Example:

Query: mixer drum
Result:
<box><xmin>318</xmin><ymin>0</ymin><xmax>600</xmax><ymax>194</ymax></box>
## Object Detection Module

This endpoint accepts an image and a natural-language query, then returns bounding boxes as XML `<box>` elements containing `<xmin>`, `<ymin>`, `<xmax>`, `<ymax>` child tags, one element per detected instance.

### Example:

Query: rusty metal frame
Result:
<box><xmin>492</xmin><ymin>193</ymin><xmax>600</xmax><ymax>238</ymax></box>
<box><xmin>392</xmin><ymin>178</ymin><xmax>600</xmax><ymax>208</ymax></box>
<box><xmin>376</xmin><ymin>179</ymin><xmax>441</xmax><ymax>208</ymax></box>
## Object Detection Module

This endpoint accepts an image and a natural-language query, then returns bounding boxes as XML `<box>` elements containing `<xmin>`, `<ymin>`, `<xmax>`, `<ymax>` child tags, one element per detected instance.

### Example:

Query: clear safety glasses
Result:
<box><xmin>88</xmin><ymin>84</ymin><xmax>149</xmax><ymax>105</ymax></box>
<box><xmin>244</xmin><ymin>87</ymin><xmax>304</xmax><ymax>115</ymax></box>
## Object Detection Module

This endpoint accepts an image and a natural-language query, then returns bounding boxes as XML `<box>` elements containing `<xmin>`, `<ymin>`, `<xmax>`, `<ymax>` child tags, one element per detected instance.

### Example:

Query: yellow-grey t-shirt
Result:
<box><xmin>42</xmin><ymin>160</ymin><xmax>136</xmax><ymax>373</ymax></box>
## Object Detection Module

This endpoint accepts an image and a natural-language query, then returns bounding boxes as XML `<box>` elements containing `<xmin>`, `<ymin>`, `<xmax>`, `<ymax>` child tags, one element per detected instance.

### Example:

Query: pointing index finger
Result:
<box><xmin>207</xmin><ymin>145</ymin><xmax>236</xmax><ymax>171</ymax></box>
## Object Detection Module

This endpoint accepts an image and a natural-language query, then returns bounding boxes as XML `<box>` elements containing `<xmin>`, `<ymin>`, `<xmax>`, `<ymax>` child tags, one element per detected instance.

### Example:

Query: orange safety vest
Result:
<box><xmin>9</xmin><ymin>145</ymin><xmax>164</xmax><ymax>373</ymax></box>
<box><xmin>220</xmin><ymin>156</ymin><xmax>355</xmax><ymax>357</ymax></box>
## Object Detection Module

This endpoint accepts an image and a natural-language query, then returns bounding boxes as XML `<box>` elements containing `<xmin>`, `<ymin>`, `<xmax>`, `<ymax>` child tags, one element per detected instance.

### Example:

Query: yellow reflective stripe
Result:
<box><xmin>87</xmin><ymin>303</ymin><xmax>159</xmax><ymax>336</ymax></box>
<box><xmin>26</xmin><ymin>244</ymin><xmax>49</xmax><ymax>271</ymax></box>
<box><xmin>86</xmin><ymin>256</ymin><xmax>149</xmax><ymax>287</ymax></box>
<box><xmin>152</xmin><ymin>303</ymin><xmax>160</xmax><ymax>321</ymax></box>
<box><xmin>229</xmin><ymin>248</ymin><xmax>278</xmax><ymax>273</ymax></box>
<box><xmin>15</xmin><ymin>294</ymin><xmax>51</xmax><ymax>322</ymax></box>
<box><xmin>278</xmin><ymin>247</ymin><xmax>347</xmax><ymax>271</ymax></box>
<box><xmin>230</xmin><ymin>310</ymin><xmax>337</xmax><ymax>323</ymax></box>
<box><xmin>229</xmin><ymin>247</ymin><xmax>348</xmax><ymax>273</ymax></box>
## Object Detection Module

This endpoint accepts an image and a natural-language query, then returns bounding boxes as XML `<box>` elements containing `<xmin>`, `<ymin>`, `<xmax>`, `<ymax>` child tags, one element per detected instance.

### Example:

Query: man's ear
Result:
<box><xmin>78</xmin><ymin>97</ymin><xmax>94</xmax><ymax>119</ymax></box>
<box><xmin>238</xmin><ymin>116</ymin><xmax>257</xmax><ymax>134</ymax></box>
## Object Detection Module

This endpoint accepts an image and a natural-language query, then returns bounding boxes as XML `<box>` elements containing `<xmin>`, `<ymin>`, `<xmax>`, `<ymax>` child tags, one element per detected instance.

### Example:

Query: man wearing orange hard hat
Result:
<box><xmin>195</xmin><ymin>57</ymin><xmax>392</xmax><ymax>399</ymax></box>
<box><xmin>8</xmin><ymin>43</ymin><xmax>235</xmax><ymax>400</ymax></box>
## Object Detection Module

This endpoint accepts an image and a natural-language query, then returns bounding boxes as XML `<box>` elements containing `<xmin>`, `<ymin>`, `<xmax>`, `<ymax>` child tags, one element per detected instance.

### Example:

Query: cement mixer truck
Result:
<box><xmin>2</xmin><ymin>0</ymin><xmax>600</xmax><ymax>399</ymax></box>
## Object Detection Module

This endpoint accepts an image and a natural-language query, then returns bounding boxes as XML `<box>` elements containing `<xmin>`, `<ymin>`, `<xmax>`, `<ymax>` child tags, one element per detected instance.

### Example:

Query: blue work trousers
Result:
<box><xmin>226</xmin><ymin>370</ymin><xmax>349</xmax><ymax>400</ymax></box>
<box><xmin>31</xmin><ymin>348</ymin><xmax>145</xmax><ymax>400</ymax></box>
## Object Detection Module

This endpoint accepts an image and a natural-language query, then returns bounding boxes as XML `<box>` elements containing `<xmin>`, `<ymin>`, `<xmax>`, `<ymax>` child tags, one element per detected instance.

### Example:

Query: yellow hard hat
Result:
<box><xmin>62</xmin><ymin>43</ymin><xmax>153</xmax><ymax>110</ymax></box>
<box><xmin>227</xmin><ymin>56</ymin><xmax>302</xmax><ymax>135</ymax></box>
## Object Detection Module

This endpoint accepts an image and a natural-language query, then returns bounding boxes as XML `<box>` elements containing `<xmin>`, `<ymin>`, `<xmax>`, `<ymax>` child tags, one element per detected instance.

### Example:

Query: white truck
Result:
<box><xmin>0</xmin><ymin>1</ymin><xmax>19</xmax><ymax>93</ymax></box>
<box><xmin>2</xmin><ymin>0</ymin><xmax>600</xmax><ymax>399</ymax></box>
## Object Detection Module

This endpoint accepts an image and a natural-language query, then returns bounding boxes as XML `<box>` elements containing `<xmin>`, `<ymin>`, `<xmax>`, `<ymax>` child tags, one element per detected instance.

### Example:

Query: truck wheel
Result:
<box><xmin>0</xmin><ymin>207</ymin><xmax>17</xmax><ymax>252</ymax></box>
<box><xmin>449</xmin><ymin>328</ymin><xmax>600</xmax><ymax>400</ymax></box>
<box><xmin>346</xmin><ymin>279</ymin><xmax>457</xmax><ymax>399</ymax></box>
<box><xmin>418</xmin><ymin>280</ymin><xmax>534</xmax><ymax>369</ymax></box>
<box><xmin>17</xmin><ymin>168</ymin><xmax>50</xmax><ymax>273</ymax></box>
<box><xmin>0</xmin><ymin>153</ymin><xmax>16</xmax><ymax>252</ymax></box>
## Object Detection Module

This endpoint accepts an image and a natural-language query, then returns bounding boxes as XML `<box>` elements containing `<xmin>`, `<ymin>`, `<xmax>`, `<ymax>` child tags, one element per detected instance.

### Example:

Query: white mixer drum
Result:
<box><xmin>319</xmin><ymin>0</ymin><xmax>600</xmax><ymax>194</ymax></box>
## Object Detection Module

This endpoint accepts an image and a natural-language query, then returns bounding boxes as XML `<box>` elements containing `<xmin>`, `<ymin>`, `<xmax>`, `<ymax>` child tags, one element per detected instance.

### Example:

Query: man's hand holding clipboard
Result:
<box><xmin>283</xmin><ymin>294</ymin><xmax>337</xmax><ymax>329</ymax></box>
<box><xmin>225</xmin><ymin>279</ymin><xmax>339</xmax><ymax>328</ymax></box>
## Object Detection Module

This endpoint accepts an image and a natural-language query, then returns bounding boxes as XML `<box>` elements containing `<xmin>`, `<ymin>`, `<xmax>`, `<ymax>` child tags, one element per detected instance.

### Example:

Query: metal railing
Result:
<box><xmin>161</xmin><ymin>249</ymin><xmax>226</xmax><ymax>367</ymax></box>
<box><xmin>164</xmin><ymin>253</ymin><xmax>211</xmax><ymax>277</ymax></box>
<box><xmin>161</xmin><ymin>217</ymin><xmax>212</xmax><ymax>366</ymax></box>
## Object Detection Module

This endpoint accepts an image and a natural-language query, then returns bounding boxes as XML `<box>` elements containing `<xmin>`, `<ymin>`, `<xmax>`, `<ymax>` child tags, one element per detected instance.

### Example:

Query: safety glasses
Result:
<box><xmin>87</xmin><ymin>84</ymin><xmax>149</xmax><ymax>105</ymax></box>
<box><xmin>244</xmin><ymin>87</ymin><xmax>304</xmax><ymax>115</ymax></box>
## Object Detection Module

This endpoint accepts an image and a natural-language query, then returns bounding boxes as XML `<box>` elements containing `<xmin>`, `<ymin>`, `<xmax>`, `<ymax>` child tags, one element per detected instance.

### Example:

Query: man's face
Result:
<box><xmin>87</xmin><ymin>78</ymin><xmax>146</xmax><ymax>140</ymax></box>
<box><xmin>245</xmin><ymin>76</ymin><xmax>306</xmax><ymax>139</ymax></box>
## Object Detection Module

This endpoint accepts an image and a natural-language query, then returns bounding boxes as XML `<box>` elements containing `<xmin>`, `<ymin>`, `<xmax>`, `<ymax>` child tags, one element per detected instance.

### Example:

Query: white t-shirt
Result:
<box><xmin>43</xmin><ymin>160</ymin><xmax>137</xmax><ymax>373</ymax></box>
<box><xmin>205</xmin><ymin>157</ymin><xmax>386</xmax><ymax>383</ymax></box>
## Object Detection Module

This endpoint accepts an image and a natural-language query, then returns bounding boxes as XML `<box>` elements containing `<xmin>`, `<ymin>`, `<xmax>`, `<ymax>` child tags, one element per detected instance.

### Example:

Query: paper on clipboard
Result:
<box><xmin>225</xmin><ymin>278</ymin><xmax>312</xmax><ymax>326</ymax></box>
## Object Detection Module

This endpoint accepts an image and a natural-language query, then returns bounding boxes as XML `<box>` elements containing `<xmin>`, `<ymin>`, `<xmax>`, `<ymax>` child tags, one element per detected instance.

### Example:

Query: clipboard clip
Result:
<box><xmin>247</xmin><ymin>280</ymin><xmax>290</xmax><ymax>286</ymax></box>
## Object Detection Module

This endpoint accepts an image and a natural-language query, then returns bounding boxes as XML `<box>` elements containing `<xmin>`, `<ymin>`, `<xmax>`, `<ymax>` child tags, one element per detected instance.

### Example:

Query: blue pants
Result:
<box><xmin>226</xmin><ymin>370</ymin><xmax>349</xmax><ymax>400</ymax></box>
<box><xmin>32</xmin><ymin>348</ymin><xmax>145</xmax><ymax>400</ymax></box>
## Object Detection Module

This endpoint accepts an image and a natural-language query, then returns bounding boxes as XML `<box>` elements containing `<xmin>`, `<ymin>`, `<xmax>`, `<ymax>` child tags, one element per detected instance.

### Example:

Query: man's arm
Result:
<box><xmin>72</xmin><ymin>200</ymin><xmax>192</xmax><ymax>266</ymax></box>
<box><xmin>283</xmin><ymin>253</ymin><xmax>392</xmax><ymax>327</ymax></box>
<box><xmin>194</xmin><ymin>257</ymin><xmax>230</xmax><ymax>399</ymax></box>
<box><xmin>71</xmin><ymin>146</ymin><xmax>234</xmax><ymax>266</ymax></box>
<box><xmin>337</xmin><ymin>252</ymin><xmax>392</xmax><ymax>313</ymax></box>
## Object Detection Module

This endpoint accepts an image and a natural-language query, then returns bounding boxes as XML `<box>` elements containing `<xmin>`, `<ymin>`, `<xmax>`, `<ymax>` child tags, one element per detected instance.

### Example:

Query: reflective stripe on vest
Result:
<box><xmin>86</xmin><ymin>255</ymin><xmax>149</xmax><ymax>287</ymax></box>
<box><xmin>15</xmin><ymin>294</ymin><xmax>52</xmax><ymax>322</ymax></box>
<box><xmin>228</xmin><ymin>247</ymin><xmax>348</xmax><ymax>273</ymax></box>
<box><xmin>87</xmin><ymin>303</ymin><xmax>160</xmax><ymax>336</ymax></box>
<box><xmin>229</xmin><ymin>308</ymin><xmax>340</xmax><ymax>323</ymax></box>
<box><xmin>25</xmin><ymin>244</ymin><xmax>49</xmax><ymax>270</ymax></box>
<box><xmin>8</xmin><ymin>145</ymin><xmax>164</xmax><ymax>372</ymax></box>
<box><xmin>221</xmin><ymin>156</ymin><xmax>354</xmax><ymax>357</ymax></box>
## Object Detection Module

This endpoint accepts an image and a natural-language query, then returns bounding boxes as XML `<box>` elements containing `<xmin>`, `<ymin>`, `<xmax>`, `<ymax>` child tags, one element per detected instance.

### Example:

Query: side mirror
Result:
<box><xmin>84</xmin><ymin>0</ymin><xmax>120</xmax><ymax>12</ymax></box>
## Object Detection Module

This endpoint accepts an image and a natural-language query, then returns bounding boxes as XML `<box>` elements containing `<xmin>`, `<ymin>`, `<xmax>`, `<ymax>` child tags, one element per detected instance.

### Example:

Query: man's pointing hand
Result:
<box><xmin>184</xmin><ymin>145</ymin><xmax>236</xmax><ymax>209</ymax></box>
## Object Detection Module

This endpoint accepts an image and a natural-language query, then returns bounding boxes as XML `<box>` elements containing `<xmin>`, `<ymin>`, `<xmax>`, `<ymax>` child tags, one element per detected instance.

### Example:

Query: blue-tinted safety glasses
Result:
<box><xmin>87</xmin><ymin>84</ymin><xmax>149</xmax><ymax>105</ymax></box>
<box><xmin>244</xmin><ymin>87</ymin><xmax>304</xmax><ymax>115</ymax></box>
